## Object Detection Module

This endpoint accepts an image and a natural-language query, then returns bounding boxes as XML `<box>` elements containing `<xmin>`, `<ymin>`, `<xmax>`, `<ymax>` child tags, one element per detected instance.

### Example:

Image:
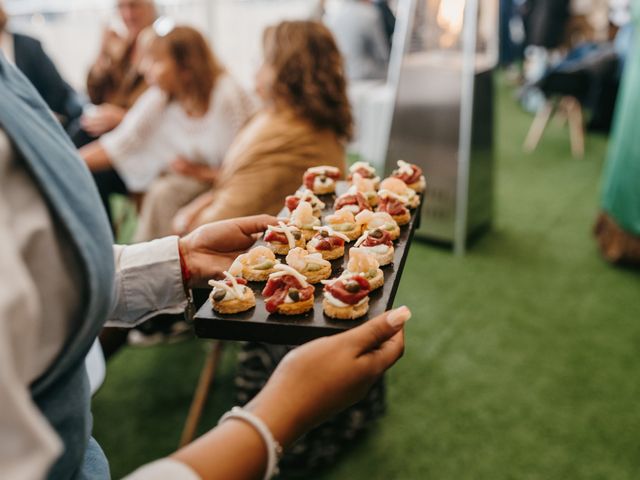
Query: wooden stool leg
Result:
<box><xmin>524</xmin><ymin>101</ymin><xmax>554</xmax><ymax>153</ymax></box>
<box><xmin>179</xmin><ymin>341</ymin><xmax>225</xmax><ymax>447</ymax></box>
<box><xmin>566</xmin><ymin>97</ymin><xmax>585</xmax><ymax>159</ymax></box>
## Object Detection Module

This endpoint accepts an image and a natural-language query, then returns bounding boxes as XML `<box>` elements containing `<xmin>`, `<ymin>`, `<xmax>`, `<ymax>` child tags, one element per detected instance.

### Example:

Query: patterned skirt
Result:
<box><xmin>234</xmin><ymin>342</ymin><xmax>386</xmax><ymax>477</ymax></box>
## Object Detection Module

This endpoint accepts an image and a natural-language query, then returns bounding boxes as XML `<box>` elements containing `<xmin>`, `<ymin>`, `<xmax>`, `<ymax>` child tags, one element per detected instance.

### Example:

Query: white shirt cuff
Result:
<box><xmin>123</xmin><ymin>459</ymin><xmax>200</xmax><ymax>480</ymax></box>
<box><xmin>108</xmin><ymin>236</ymin><xmax>188</xmax><ymax>327</ymax></box>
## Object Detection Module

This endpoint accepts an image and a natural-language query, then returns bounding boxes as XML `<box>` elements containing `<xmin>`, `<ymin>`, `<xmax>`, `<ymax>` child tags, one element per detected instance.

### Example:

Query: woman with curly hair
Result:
<box><xmin>170</xmin><ymin>20</ymin><xmax>351</xmax><ymax>234</ymax></box>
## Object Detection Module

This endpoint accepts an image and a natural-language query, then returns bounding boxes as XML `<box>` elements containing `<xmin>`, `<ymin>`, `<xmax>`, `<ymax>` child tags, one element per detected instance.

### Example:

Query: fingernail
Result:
<box><xmin>387</xmin><ymin>306</ymin><xmax>411</xmax><ymax>328</ymax></box>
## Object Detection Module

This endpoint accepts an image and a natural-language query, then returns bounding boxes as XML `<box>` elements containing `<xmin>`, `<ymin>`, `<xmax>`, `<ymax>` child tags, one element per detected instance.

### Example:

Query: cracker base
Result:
<box><xmin>323</xmin><ymin>298</ymin><xmax>369</xmax><ymax>319</ymax></box>
<box><xmin>275</xmin><ymin>295</ymin><xmax>315</xmax><ymax>315</ymax></box>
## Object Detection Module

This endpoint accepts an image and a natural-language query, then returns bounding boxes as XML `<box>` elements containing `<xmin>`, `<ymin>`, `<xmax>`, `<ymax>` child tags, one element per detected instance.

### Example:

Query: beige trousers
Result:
<box><xmin>134</xmin><ymin>173</ymin><xmax>211</xmax><ymax>242</ymax></box>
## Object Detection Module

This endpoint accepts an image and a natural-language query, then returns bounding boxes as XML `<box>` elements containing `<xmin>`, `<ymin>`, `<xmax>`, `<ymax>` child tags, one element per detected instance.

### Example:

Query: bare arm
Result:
<box><xmin>170</xmin><ymin>307</ymin><xmax>409</xmax><ymax>480</ymax></box>
<box><xmin>79</xmin><ymin>141</ymin><xmax>112</xmax><ymax>171</ymax></box>
<box><xmin>171</xmin><ymin>157</ymin><xmax>220</xmax><ymax>184</ymax></box>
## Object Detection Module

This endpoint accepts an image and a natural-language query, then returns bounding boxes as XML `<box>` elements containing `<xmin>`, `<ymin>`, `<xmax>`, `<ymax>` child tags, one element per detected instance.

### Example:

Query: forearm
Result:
<box><xmin>79</xmin><ymin>141</ymin><xmax>112</xmax><ymax>171</ymax></box>
<box><xmin>171</xmin><ymin>394</ymin><xmax>302</xmax><ymax>480</ymax></box>
<box><xmin>172</xmin><ymin>420</ymin><xmax>269</xmax><ymax>480</ymax></box>
<box><xmin>87</xmin><ymin>58</ymin><xmax>113</xmax><ymax>105</ymax></box>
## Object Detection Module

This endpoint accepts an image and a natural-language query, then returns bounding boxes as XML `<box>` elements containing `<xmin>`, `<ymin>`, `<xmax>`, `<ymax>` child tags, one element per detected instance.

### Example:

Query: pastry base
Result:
<box><xmin>386</xmin><ymin>226</ymin><xmax>401</xmax><ymax>241</ymax></box>
<box><xmin>301</xmin><ymin>228</ymin><xmax>318</xmax><ymax>241</ymax></box>
<box><xmin>408</xmin><ymin>176</ymin><xmax>426</xmax><ymax>193</ymax></box>
<box><xmin>243</xmin><ymin>265</ymin><xmax>276</xmax><ymax>282</ymax></box>
<box><xmin>392</xmin><ymin>211</ymin><xmax>411</xmax><ymax>226</ymax></box>
<box><xmin>313</xmin><ymin>184</ymin><xmax>335</xmax><ymax>195</ymax></box>
<box><xmin>367</xmin><ymin>269</ymin><xmax>384</xmax><ymax>290</ymax></box>
<box><xmin>308</xmin><ymin>244</ymin><xmax>344</xmax><ymax>261</ymax></box>
<box><xmin>323</xmin><ymin>297</ymin><xmax>369</xmax><ymax>320</ymax></box>
<box><xmin>268</xmin><ymin>239</ymin><xmax>306</xmax><ymax>255</ymax></box>
<box><xmin>275</xmin><ymin>296</ymin><xmax>315</xmax><ymax>315</ymax></box>
<box><xmin>303</xmin><ymin>264</ymin><xmax>332</xmax><ymax>283</ymax></box>
<box><xmin>407</xmin><ymin>196</ymin><xmax>421</xmax><ymax>209</ymax></box>
<box><xmin>211</xmin><ymin>290</ymin><xmax>256</xmax><ymax>314</ymax></box>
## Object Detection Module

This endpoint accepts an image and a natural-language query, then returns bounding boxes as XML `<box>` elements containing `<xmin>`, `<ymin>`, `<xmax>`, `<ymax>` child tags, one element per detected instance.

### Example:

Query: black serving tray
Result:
<box><xmin>193</xmin><ymin>181</ymin><xmax>422</xmax><ymax>345</ymax></box>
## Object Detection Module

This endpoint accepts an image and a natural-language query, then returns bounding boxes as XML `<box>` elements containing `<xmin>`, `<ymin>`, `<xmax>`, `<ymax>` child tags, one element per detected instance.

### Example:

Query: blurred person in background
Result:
<box><xmin>594</xmin><ymin>1</ymin><xmax>640</xmax><ymax>266</ymax></box>
<box><xmin>0</xmin><ymin>51</ymin><xmax>409</xmax><ymax>479</ymax></box>
<box><xmin>172</xmin><ymin>20</ymin><xmax>350</xmax><ymax>235</ymax></box>
<box><xmin>323</xmin><ymin>0</ymin><xmax>390</xmax><ymax>81</ymax></box>
<box><xmin>372</xmin><ymin>0</ymin><xmax>396</xmax><ymax>48</ymax></box>
<box><xmin>80</xmin><ymin>24</ymin><xmax>253</xmax><ymax>239</ymax></box>
<box><xmin>0</xmin><ymin>1</ymin><xmax>83</xmax><ymax>131</ymax></box>
<box><xmin>77</xmin><ymin>0</ymin><xmax>157</xmax><ymax>144</ymax></box>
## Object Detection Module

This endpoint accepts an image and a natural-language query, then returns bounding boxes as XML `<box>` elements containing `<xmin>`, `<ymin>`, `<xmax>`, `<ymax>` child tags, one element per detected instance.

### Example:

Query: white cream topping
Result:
<box><xmin>313</xmin><ymin>175</ymin><xmax>335</xmax><ymax>191</ymax></box>
<box><xmin>208</xmin><ymin>271</ymin><xmax>248</xmax><ymax>301</ymax></box>
<box><xmin>355</xmin><ymin>232</ymin><xmax>392</xmax><ymax>254</ymax></box>
<box><xmin>397</xmin><ymin>160</ymin><xmax>415</xmax><ymax>176</ymax></box>
<box><xmin>323</xmin><ymin>291</ymin><xmax>368</xmax><ymax>308</ymax></box>
<box><xmin>306</xmin><ymin>253</ymin><xmax>330</xmax><ymax>266</ymax></box>
<box><xmin>286</xmin><ymin>248</ymin><xmax>330</xmax><ymax>271</ymax></box>
<box><xmin>342</xmin><ymin>205</ymin><xmax>361</xmax><ymax>214</ymax></box>
<box><xmin>365</xmin><ymin>244</ymin><xmax>391</xmax><ymax>255</ymax></box>
<box><xmin>312</xmin><ymin>226</ymin><xmax>350</xmax><ymax>242</ymax></box>
<box><xmin>354</xmin><ymin>232</ymin><xmax>369</xmax><ymax>247</ymax></box>
<box><xmin>228</xmin><ymin>256</ymin><xmax>245</xmax><ymax>277</ymax></box>
<box><xmin>307</xmin><ymin>165</ymin><xmax>340</xmax><ymax>175</ymax></box>
<box><xmin>295</xmin><ymin>188</ymin><xmax>326</xmax><ymax>211</ymax></box>
<box><xmin>379</xmin><ymin>177</ymin><xmax>417</xmax><ymax>204</ymax></box>
<box><xmin>266</xmin><ymin>222</ymin><xmax>300</xmax><ymax>248</ymax></box>
<box><xmin>349</xmin><ymin>161</ymin><xmax>376</xmax><ymax>175</ymax></box>
<box><xmin>346</xmin><ymin>185</ymin><xmax>358</xmax><ymax>195</ymax></box>
<box><xmin>327</xmin><ymin>207</ymin><xmax>357</xmax><ymax>225</ymax></box>
<box><xmin>378</xmin><ymin>189</ymin><xmax>407</xmax><ymax>203</ymax></box>
<box><xmin>269</xmin><ymin>264</ymin><xmax>310</xmax><ymax>287</ymax></box>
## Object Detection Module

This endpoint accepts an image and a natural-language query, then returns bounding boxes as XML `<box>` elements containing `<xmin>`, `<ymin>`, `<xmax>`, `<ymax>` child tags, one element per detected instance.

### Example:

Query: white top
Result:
<box><xmin>101</xmin><ymin>73</ymin><xmax>254</xmax><ymax>192</ymax></box>
<box><xmin>0</xmin><ymin>128</ymin><xmax>200</xmax><ymax>479</ymax></box>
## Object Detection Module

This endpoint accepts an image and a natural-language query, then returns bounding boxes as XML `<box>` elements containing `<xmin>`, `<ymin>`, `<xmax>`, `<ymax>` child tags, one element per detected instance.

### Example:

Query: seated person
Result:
<box><xmin>0</xmin><ymin>1</ymin><xmax>83</xmax><ymax>130</ymax></box>
<box><xmin>77</xmin><ymin>0</ymin><xmax>158</xmax><ymax>143</ymax></box>
<box><xmin>80</xmin><ymin>25</ymin><xmax>253</xmax><ymax>232</ymax></box>
<box><xmin>172</xmin><ymin>20</ymin><xmax>351</xmax><ymax>235</ymax></box>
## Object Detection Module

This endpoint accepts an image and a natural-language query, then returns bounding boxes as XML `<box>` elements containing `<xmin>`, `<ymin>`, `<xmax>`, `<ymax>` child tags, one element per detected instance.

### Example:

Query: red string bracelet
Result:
<box><xmin>178</xmin><ymin>241</ymin><xmax>192</xmax><ymax>288</ymax></box>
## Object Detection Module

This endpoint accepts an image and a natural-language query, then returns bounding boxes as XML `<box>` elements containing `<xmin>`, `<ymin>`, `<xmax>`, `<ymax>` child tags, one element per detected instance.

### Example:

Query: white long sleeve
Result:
<box><xmin>100</xmin><ymin>86</ymin><xmax>169</xmax><ymax>163</ymax></box>
<box><xmin>108</xmin><ymin>236</ymin><xmax>188</xmax><ymax>328</ymax></box>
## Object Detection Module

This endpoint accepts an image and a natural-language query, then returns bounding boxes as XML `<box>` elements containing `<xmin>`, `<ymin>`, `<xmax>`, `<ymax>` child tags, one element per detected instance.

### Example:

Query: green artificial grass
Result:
<box><xmin>93</xmin><ymin>76</ymin><xmax>640</xmax><ymax>479</ymax></box>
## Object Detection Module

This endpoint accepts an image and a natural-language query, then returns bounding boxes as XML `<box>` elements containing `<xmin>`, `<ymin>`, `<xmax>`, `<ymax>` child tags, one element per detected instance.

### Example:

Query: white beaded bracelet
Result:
<box><xmin>218</xmin><ymin>406</ymin><xmax>283</xmax><ymax>480</ymax></box>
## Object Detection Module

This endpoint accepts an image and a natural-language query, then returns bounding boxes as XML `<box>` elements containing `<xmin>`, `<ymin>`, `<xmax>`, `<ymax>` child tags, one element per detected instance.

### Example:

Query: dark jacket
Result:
<box><xmin>13</xmin><ymin>32</ymin><xmax>83</xmax><ymax>127</ymax></box>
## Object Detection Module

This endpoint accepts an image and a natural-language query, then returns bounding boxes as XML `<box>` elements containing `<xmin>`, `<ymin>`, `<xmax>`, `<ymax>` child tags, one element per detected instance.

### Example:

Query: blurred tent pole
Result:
<box><xmin>454</xmin><ymin>0</ymin><xmax>479</xmax><ymax>256</ymax></box>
